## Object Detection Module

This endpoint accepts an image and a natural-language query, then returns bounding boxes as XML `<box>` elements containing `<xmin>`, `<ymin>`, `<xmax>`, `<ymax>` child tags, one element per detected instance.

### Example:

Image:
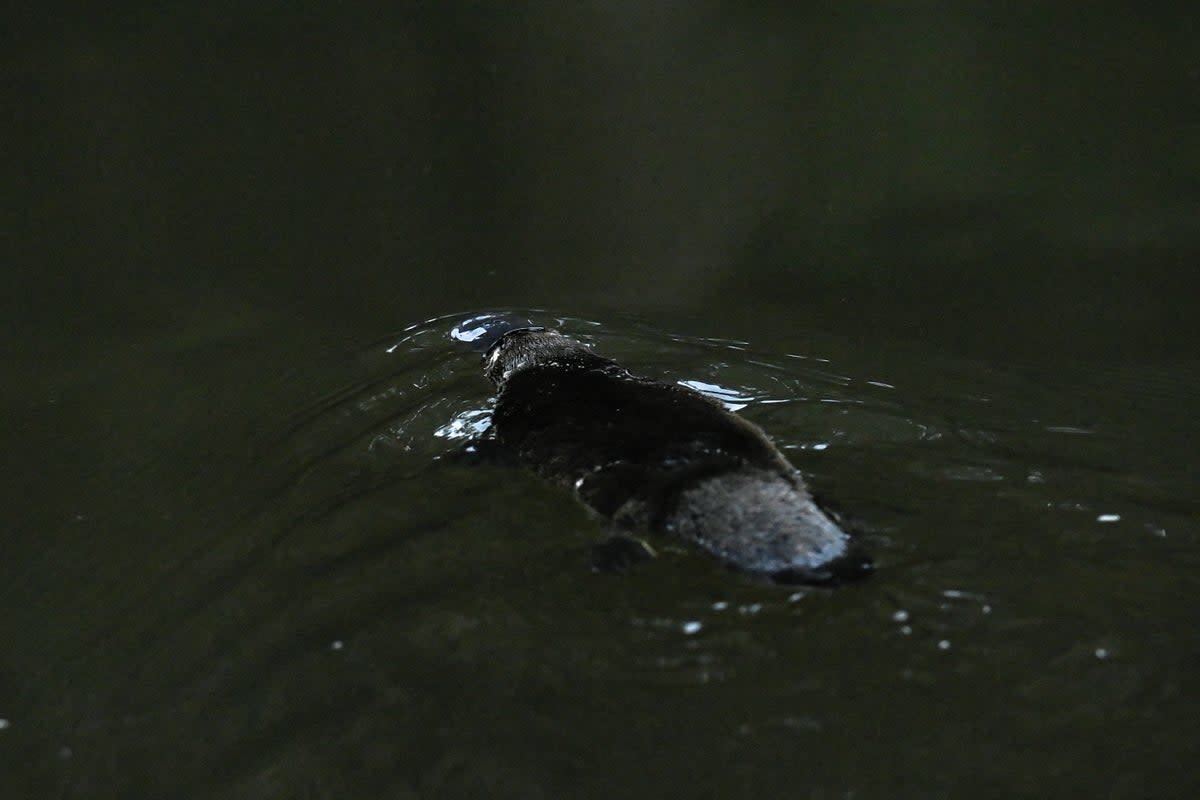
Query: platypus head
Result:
<box><xmin>462</xmin><ymin>321</ymin><xmax>620</xmax><ymax>388</ymax></box>
<box><xmin>483</xmin><ymin>328</ymin><xmax>609</xmax><ymax>387</ymax></box>
<box><xmin>450</xmin><ymin>314</ymin><xmax>543</xmax><ymax>354</ymax></box>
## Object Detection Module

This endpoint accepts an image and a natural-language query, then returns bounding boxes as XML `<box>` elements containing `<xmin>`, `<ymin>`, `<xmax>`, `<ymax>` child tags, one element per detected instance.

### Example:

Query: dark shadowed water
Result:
<box><xmin>4</xmin><ymin>5</ymin><xmax>1200</xmax><ymax>799</ymax></box>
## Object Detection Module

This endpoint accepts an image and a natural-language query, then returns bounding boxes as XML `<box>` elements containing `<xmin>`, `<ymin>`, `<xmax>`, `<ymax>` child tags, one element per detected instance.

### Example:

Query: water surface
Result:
<box><xmin>6</xmin><ymin>310</ymin><xmax>1198</xmax><ymax>798</ymax></box>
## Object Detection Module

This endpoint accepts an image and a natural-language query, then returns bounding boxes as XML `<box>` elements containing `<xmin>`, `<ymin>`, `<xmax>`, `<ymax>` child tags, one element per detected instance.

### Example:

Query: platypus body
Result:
<box><xmin>472</xmin><ymin>320</ymin><xmax>870</xmax><ymax>585</ymax></box>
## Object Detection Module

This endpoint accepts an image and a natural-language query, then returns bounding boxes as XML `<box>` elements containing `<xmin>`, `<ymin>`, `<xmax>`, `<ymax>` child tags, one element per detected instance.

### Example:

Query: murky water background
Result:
<box><xmin>4</xmin><ymin>5</ymin><xmax>1200</xmax><ymax>799</ymax></box>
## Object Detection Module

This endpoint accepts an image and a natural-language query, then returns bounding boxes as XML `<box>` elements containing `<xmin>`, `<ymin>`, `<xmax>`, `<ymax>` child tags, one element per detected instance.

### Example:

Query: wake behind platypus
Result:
<box><xmin>461</xmin><ymin>316</ymin><xmax>871</xmax><ymax>585</ymax></box>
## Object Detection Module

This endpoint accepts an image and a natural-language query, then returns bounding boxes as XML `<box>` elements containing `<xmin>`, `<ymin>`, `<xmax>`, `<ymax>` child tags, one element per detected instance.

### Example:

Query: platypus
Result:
<box><xmin>463</xmin><ymin>317</ymin><xmax>870</xmax><ymax>585</ymax></box>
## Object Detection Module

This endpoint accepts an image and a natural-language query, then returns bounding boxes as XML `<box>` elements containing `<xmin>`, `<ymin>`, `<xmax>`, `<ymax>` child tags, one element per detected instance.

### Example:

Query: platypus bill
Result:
<box><xmin>464</xmin><ymin>318</ymin><xmax>871</xmax><ymax>586</ymax></box>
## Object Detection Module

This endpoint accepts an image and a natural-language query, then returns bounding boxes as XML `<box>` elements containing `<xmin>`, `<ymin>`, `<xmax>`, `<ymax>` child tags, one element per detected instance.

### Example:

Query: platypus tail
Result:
<box><xmin>768</xmin><ymin>548</ymin><xmax>875</xmax><ymax>586</ymax></box>
<box><xmin>668</xmin><ymin>468</ymin><xmax>873</xmax><ymax>587</ymax></box>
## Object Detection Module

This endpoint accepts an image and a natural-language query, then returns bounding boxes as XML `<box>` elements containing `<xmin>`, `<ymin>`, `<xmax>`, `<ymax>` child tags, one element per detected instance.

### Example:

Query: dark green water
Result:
<box><xmin>4</xmin><ymin>5</ymin><xmax>1200</xmax><ymax>799</ymax></box>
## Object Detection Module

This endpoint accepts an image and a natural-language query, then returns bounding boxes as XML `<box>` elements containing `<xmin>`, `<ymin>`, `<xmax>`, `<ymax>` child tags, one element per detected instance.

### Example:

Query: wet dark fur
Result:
<box><xmin>480</xmin><ymin>328</ymin><xmax>870</xmax><ymax>584</ymax></box>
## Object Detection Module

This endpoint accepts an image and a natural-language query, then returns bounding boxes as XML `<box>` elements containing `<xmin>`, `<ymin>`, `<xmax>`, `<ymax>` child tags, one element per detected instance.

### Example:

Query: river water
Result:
<box><xmin>4</xmin><ymin>5</ymin><xmax>1199</xmax><ymax>799</ymax></box>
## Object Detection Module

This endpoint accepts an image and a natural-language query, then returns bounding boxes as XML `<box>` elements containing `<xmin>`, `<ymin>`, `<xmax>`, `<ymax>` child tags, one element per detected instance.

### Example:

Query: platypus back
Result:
<box><xmin>478</xmin><ymin>325</ymin><xmax>870</xmax><ymax>584</ymax></box>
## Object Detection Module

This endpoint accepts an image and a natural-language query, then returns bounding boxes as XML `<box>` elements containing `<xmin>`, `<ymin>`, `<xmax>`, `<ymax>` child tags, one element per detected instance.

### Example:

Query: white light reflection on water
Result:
<box><xmin>433</xmin><ymin>408</ymin><xmax>493</xmax><ymax>440</ymax></box>
<box><xmin>677</xmin><ymin>380</ymin><xmax>759</xmax><ymax>412</ymax></box>
<box><xmin>449</xmin><ymin>321</ymin><xmax>491</xmax><ymax>344</ymax></box>
<box><xmin>784</xmin><ymin>353</ymin><xmax>831</xmax><ymax>364</ymax></box>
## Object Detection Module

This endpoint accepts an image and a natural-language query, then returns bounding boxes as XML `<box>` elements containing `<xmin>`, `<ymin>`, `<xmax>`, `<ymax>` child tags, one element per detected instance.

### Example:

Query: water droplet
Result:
<box><xmin>1094</xmin><ymin>647</ymin><xmax>1110</xmax><ymax>660</ymax></box>
<box><xmin>892</xmin><ymin>610</ymin><xmax>909</xmax><ymax>623</ymax></box>
<box><xmin>899</xmin><ymin>625</ymin><xmax>912</xmax><ymax>636</ymax></box>
<box><xmin>937</xmin><ymin>639</ymin><xmax>951</xmax><ymax>651</ymax></box>
<box><xmin>330</xmin><ymin>640</ymin><xmax>345</xmax><ymax>651</ymax></box>
<box><xmin>0</xmin><ymin>718</ymin><xmax>10</xmax><ymax>730</ymax></box>
<box><xmin>681</xmin><ymin>621</ymin><xmax>703</xmax><ymax>635</ymax></box>
<box><xmin>711</xmin><ymin>601</ymin><xmax>729</xmax><ymax>611</ymax></box>
<box><xmin>1097</xmin><ymin>514</ymin><xmax>1121</xmax><ymax>523</ymax></box>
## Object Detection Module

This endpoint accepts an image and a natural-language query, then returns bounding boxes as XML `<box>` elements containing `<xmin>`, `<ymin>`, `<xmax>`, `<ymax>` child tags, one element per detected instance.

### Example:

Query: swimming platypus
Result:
<box><xmin>465</xmin><ymin>318</ymin><xmax>870</xmax><ymax>585</ymax></box>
